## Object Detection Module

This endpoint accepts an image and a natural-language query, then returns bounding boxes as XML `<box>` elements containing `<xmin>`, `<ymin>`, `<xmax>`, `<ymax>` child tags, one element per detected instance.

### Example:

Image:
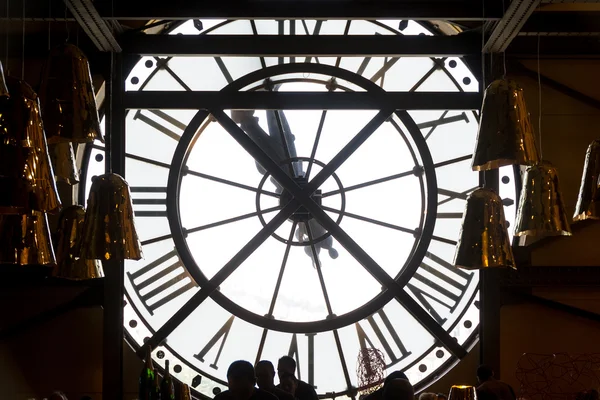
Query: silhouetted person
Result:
<box><xmin>214</xmin><ymin>360</ymin><xmax>278</xmax><ymax>400</ymax></box>
<box><xmin>256</xmin><ymin>360</ymin><xmax>295</xmax><ymax>400</ymax></box>
<box><xmin>279</xmin><ymin>373</ymin><xmax>299</xmax><ymax>399</ymax></box>
<box><xmin>383</xmin><ymin>379</ymin><xmax>414</xmax><ymax>400</ymax></box>
<box><xmin>363</xmin><ymin>371</ymin><xmax>411</xmax><ymax>400</ymax></box>
<box><xmin>476</xmin><ymin>365</ymin><xmax>516</xmax><ymax>400</ymax></box>
<box><xmin>419</xmin><ymin>393</ymin><xmax>437</xmax><ymax>400</ymax></box>
<box><xmin>277</xmin><ymin>356</ymin><xmax>318</xmax><ymax>400</ymax></box>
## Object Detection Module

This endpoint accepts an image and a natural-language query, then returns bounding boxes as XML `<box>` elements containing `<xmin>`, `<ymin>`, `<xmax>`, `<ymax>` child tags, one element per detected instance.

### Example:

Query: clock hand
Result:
<box><xmin>265</xmin><ymin>83</ymin><xmax>303</xmax><ymax>178</ymax></box>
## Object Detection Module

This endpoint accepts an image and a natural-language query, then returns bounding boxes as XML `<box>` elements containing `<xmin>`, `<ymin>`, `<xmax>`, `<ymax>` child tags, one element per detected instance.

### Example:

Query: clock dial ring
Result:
<box><xmin>166</xmin><ymin>62</ymin><xmax>438</xmax><ymax>333</ymax></box>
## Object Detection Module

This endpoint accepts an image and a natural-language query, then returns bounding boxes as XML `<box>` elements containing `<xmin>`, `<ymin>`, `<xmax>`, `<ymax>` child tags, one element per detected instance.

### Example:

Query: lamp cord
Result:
<box><xmin>21</xmin><ymin>0</ymin><xmax>25</xmax><ymax>80</ymax></box>
<box><xmin>537</xmin><ymin>34</ymin><xmax>542</xmax><ymax>159</ymax></box>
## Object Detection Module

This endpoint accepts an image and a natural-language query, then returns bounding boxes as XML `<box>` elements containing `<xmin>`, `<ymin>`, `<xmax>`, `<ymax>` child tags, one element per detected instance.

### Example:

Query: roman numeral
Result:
<box><xmin>133</xmin><ymin>109</ymin><xmax>186</xmax><ymax>141</ymax></box>
<box><xmin>287</xmin><ymin>333</ymin><xmax>316</xmax><ymax>386</ymax></box>
<box><xmin>438</xmin><ymin>186</ymin><xmax>478</xmax><ymax>206</ymax></box>
<box><xmin>214</xmin><ymin>57</ymin><xmax>234</xmax><ymax>84</ymax></box>
<box><xmin>355</xmin><ymin>309</ymin><xmax>411</xmax><ymax>368</ymax></box>
<box><xmin>194</xmin><ymin>315</ymin><xmax>235</xmax><ymax>370</ymax></box>
<box><xmin>406</xmin><ymin>252</ymin><xmax>473</xmax><ymax>324</ymax></box>
<box><xmin>418</xmin><ymin>112</ymin><xmax>469</xmax><ymax>140</ymax></box>
<box><xmin>302</xmin><ymin>20</ymin><xmax>323</xmax><ymax>63</ymax></box>
<box><xmin>127</xmin><ymin>249</ymin><xmax>195</xmax><ymax>315</ymax></box>
<box><xmin>131</xmin><ymin>186</ymin><xmax>167</xmax><ymax>218</ymax></box>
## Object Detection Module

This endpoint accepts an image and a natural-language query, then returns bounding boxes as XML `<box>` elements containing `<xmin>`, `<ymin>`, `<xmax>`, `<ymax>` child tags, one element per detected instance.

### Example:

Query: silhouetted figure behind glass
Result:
<box><xmin>476</xmin><ymin>365</ymin><xmax>516</xmax><ymax>400</ymax></box>
<box><xmin>382</xmin><ymin>379</ymin><xmax>414</xmax><ymax>400</ymax></box>
<box><xmin>419</xmin><ymin>393</ymin><xmax>437</xmax><ymax>400</ymax></box>
<box><xmin>214</xmin><ymin>360</ymin><xmax>278</xmax><ymax>400</ymax></box>
<box><xmin>256</xmin><ymin>360</ymin><xmax>295</xmax><ymax>400</ymax></box>
<box><xmin>279</xmin><ymin>373</ymin><xmax>299</xmax><ymax>399</ymax></box>
<box><xmin>276</xmin><ymin>356</ymin><xmax>318</xmax><ymax>400</ymax></box>
<box><xmin>362</xmin><ymin>371</ymin><xmax>411</xmax><ymax>400</ymax></box>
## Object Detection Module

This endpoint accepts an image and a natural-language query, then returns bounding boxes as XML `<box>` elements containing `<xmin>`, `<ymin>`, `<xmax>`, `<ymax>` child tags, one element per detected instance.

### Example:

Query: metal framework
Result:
<box><xmin>91</xmin><ymin>0</ymin><xmax>503</xmax><ymax>20</ymax></box>
<box><xmin>120</xmin><ymin>34</ymin><xmax>480</xmax><ymax>57</ymax></box>
<box><xmin>124</xmin><ymin>91</ymin><xmax>483</xmax><ymax>111</ymax></box>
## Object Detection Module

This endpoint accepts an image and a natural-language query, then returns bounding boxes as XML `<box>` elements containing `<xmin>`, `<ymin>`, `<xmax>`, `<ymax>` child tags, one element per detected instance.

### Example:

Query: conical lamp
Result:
<box><xmin>180</xmin><ymin>383</ymin><xmax>192</xmax><ymax>400</ymax></box>
<box><xmin>0</xmin><ymin>61</ymin><xmax>8</xmax><ymax>97</ymax></box>
<box><xmin>54</xmin><ymin>205</ymin><xmax>103</xmax><ymax>279</ymax></box>
<box><xmin>472</xmin><ymin>79</ymin><xmax>540</xmax><ymax>171</ymax></box>
<box><xmin>0</xmin><ymin>210</ymin><xmax>56</xmax><ymax>265</ymax></box>
<box><xmin>0</xmin><ymin>77</ymin><xmax>61</xmax><ymax>214</ymax></box>
<box><xmin>573</xmin><ymin>140</ymin><xmax>600</xmax><ymax>222</ymax></box>
<box><xmin>514</xmin><ymin>162</ymin><xmax>572</xmax><ymax>238</ymax></box>
<box><xmin>447</xmin><ymin>385</ymin><xmax>476</xmax><ymax>400</ymax></box>
<box><xmin>454</xmin><ymin>188</ymin><xmax>515</xmax><ymax>269</ymax></box>
<box><xmin>39</xmin><ymin>44</ymin><xmax>103</xmax><ymax>144</ymax></box>
<box><xmin>49</xmin><ymin>142</ymin><xmax>80</xmax><ymax>185</ymax></box>
<box><xmin>77</xmin><ymin>173</ymin><xmax>142</xmax><ymax>261</ymax></box>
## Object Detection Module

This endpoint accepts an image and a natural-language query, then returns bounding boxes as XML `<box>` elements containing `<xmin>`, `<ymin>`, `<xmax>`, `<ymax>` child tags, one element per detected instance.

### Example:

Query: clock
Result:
<box><xmin>79</xmin><ymin>19</ymin><xmax>517</xmax><ymax>399</ymax></box>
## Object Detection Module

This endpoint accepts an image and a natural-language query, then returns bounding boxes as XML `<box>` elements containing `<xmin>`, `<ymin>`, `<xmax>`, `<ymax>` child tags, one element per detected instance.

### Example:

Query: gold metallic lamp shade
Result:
<box><xmin>0</xmin><ymin>211</ymin><xmax>56</xmax><ymax>265</ymax></box>
<box><xmin>39</xmin><ymin>44</ymin><xmax>103</xmax><ymax>144</ymax></box>
<box><xmin>49</xmin><ymin>142</ymin><xmax>80</xmax><ymax>185</ymax></box>
<box><xmin>454</xmin><ymin>188</ymin><xmax>515</xmax><ymax>270</ymax></box>
<box><xmin>54</xmin><ymin>205</ymin><xmax>103</xmax><ymax>280</ymax></box>
<box><xmin>448</xmin><ymin>385</ymin><xmax>477</xmax><ymax>400</ymax></box>
<box><xmin>472</xmin><ymin>79</ymin><xmax>540</xmax><ymax>171</ymax></box>
<box><xmin>180</xmin><ymin>383</ymin><xmax>192</xmax><ymax>400</ymax></box>
<box><xmin>0</xmin><ymin>77</ymin><xmax>61</xmax><ymax>214</ymax></box>
<box><xmin>0</xmin><ymin>61</ymin><xmax>8</xmax><ymax>97</ymax></box>
<box><xmin>514</xmin><ymin>162</ymin><xmax>572</xmax><ymax>238</ymax></box>
<box><xmin>573</xmin><ymin>140</ymin><xmax>600</xmax><ymax>222</ymax></box>
<box><xmin>78</xmin><ymin>173</ymin><xmax>143</xmax><ymax>261</ymax></box>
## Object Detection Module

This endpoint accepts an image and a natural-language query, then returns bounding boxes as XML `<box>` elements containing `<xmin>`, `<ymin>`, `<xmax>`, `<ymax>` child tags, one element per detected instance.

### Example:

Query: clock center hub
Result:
<box><xmin>279</xmin><ymin>176</ymin><xmax>323</xmax><ymax>222</ymax></box>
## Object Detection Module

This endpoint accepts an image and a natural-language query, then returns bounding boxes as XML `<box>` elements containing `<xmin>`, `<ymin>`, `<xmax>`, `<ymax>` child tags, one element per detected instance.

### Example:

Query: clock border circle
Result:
<box><xmin>166</xmin><ymin>62</ymin><xmax>439</xmax><ymax>333</ymax></box>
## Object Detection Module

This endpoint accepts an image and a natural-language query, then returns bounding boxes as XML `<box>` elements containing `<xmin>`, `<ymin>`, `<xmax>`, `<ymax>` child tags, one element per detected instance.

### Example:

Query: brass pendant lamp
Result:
<box><xmin>472</xmin><ymin>79</ymin><xmax>540</xmax><ymax>171</ymax></box>
<box><xmin>77</xmin><ymin>173</ymin><xmax>143</xmax><ymax>261</ymax></box>
<box><xmin>39</xmin><ymin>44</ymin><xmax>103</xmax><ymax>144</ymax></box>
<box><xmin>573</xmin><ymin>139</ymin><xmax>600</xmax><ymax>222</ymax></box>
<box><xmin>454</xmin><ymin>188</ymin><xmax>515</xmax><ymax>270</ymax></box>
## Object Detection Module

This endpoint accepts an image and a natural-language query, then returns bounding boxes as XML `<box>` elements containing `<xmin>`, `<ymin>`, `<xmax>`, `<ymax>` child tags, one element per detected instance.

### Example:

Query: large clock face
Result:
<box><xmin>81</xmin><ymin>19</ymin><xmax>516</xmax><ymax>399</ymax></box>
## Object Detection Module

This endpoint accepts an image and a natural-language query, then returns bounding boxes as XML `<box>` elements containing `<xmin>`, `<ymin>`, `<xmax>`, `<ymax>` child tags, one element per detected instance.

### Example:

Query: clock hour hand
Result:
<box><xmin>231</xmin><ymin>109</ymin><xmax>287</xmax><ymax>193</ymax></box>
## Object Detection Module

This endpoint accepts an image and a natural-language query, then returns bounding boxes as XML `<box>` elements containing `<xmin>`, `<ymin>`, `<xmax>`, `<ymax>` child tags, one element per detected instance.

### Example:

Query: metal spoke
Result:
<box><xmin>308</xmin><ymin>109</ymin><xmax>394</xmax><ymax>191</ymax></box>
<box><xmin>155</xmin><ymin>56</ymin><xmax>192</xmax><ymax>91</ymax></box>
<box><xmin>185</xmin><ymin>169</ymin><xmax>280</xmax><ymax>198</ymax></box>
<box><xmin>256</xmin><ymin>221</ymin><xmax>297</xmax><ymax>365</ymax></box>
<box><xmin>370</xmin><ymin>57</ymin><xmax>400</xmax><ymax>84</ymax></box>
<box><xmin>434</xmin><ymin>154</ymin><xmax>471</xmax><ymax>168</ymax></box>
<box><xmin>322</xmin><ymin>169</ymin><xmax>415</xmax><ymax>198</ymax></box>
<box><xmin>267</xmin><ymin>221</ymin><xmax>297</xmax><ymax>316</ymax></box>
<box><xmin>305</xmin><ymin>109</ymin><xmax>328</xmax><ymax>180</ymax></box>
<box><xmin>322</xmin><ymin>206</ymin><xmax>415</xmax><ymax>235</ymax></box>
<box><xmin>305</xmin><ymin>223</ymin><xmax>334</xmax><ymax>315</ymax></box>
<box><xmin>139</xmin><ymin>199</ymin><xmax>300</xmax><ymax>356</ymax></box>
<box><xmin>186</xmin><ymin>205</ymin><xmax>282</xmax><ymax>235</ymax></box>
<box><xmin>438</xmin><ymin>186</ymin><xmax>478</xmax><ymax>206</ymax></box>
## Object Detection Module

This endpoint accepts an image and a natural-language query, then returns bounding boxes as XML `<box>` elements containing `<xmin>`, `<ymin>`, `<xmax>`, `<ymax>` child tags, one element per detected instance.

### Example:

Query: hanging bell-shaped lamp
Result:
<box><xmin>472</xmin><ymin>79</ymin><xmax>540</xmax><ymax>171</ymax></box>
<box><xmin>0</xmin><ymin>210</ymin><xmax>56</xmax><ymax>265</ymax></box>
<box><xmin>39</xmin><ymin>44</ymin><xmax>103</xmax><ymax>144</ymax></box>
<box><xmin>573</xmin><ymin>140</ymin><xmax>600</xmax><ymax>222</ymax></box>
<box><xmin>77</xmin><ymin>173</ymin><xmax>143</xmax><ymax>261</ymax></box>
<box><xmin>0</xmin><ymin>61</ymin><xmax>8</xmax><ymax>97</ymax></box>
<box><xmin>54</xmin><ymin>205</ymin><xmax>103</xmax><ymax>279</ymax></box>
<box><xmin>514</xmin><ymin>162</ymin><xmax>572</xmax><ymax>238</ymax></box>
<box><xmin>0</xmin><ymin>77</ymin><xmax>61</xmax><ymax>215</ymax></box>
<box><xmin>447</xmin><ymin>385</ymin><xmax>476</xmax><ymax>400</ymax></box>
<box><xmin>49</xmin><ymin>142</ymin><xmax>80</xmax><ymax>185</ymax></box>
<box><xmin>454</xmin><ymin>188</ymin><xmax>515</xmax><ymax>270</ymax></box>
<box><xmin>180</xmin><ymin>383</ymin><xmax>192</xmax><ymax>400</ymax></box>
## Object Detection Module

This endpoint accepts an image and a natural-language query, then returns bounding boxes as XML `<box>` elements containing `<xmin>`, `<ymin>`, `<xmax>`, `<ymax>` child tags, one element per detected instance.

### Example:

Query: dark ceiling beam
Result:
<box><xmin>120</xmin><ymin>33</ymin><xmax>480</xmax><ymax>56</ymax></box>
<box><xmin>483</xmin><ymin>0</ymin><xmax>541</xmax><ymax>52</ymax></box>
<box><xmin>91</xmin><ymin>0</ymin><xmax>503</xmax><ymax>20</ymax></box>
<box><xmin>123</xmin><ymin>91</ymin><xmax>483</xmax><ymax>110</ymax></box>
<box><xmin>520</xmin><ymin>11</ymin><xmax>600</xmax><ymax>34</ymax></box>
<box><xmin>508</xmin><ymin>35</ymin><xmax>600</xmax><ymax>56</ymax></box>
<box><xmin>63</xmin><ymin>0</ymin><xmax>121</xmax><ymax>52</ymax></box>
